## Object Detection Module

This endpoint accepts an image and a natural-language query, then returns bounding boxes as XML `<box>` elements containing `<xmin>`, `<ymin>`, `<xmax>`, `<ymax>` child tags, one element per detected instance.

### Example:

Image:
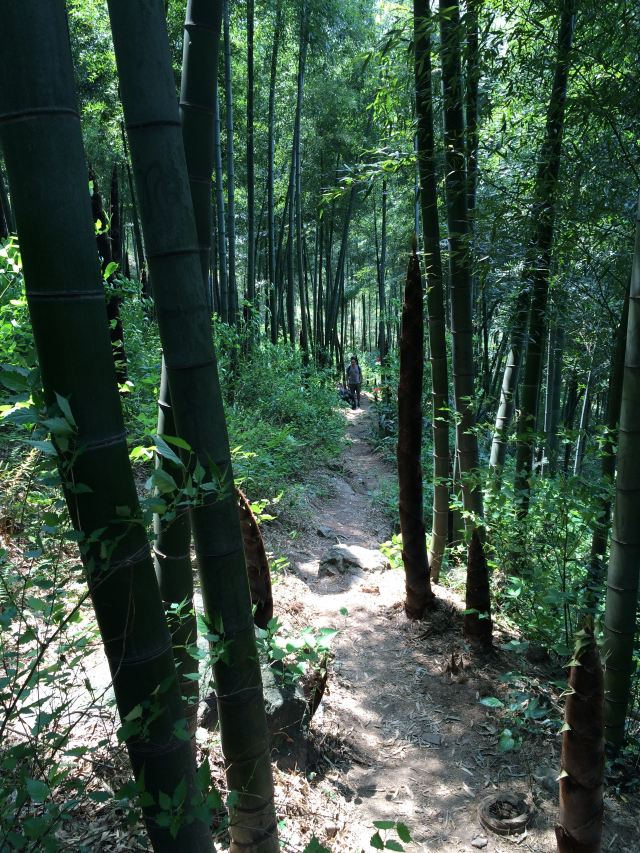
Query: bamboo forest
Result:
<box><xmin>1</xmin><ymin>0</ymin><xmax>640</xmax><ymax>850</ymax></box>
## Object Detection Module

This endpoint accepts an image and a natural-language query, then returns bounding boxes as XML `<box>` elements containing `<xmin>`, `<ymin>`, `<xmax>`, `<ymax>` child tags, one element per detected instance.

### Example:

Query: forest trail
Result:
<box><xmin>266</xmin><ymin>396</ymin><xmax>638</xmax><ymax>853</ymax></box>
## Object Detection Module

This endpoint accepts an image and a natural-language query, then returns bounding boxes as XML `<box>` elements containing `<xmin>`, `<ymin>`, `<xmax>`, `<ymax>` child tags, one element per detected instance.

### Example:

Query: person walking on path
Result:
<box><xmin>346</xmin><ymin>356</ymin><xmax>362</xmax><ymax>409</ymax></box>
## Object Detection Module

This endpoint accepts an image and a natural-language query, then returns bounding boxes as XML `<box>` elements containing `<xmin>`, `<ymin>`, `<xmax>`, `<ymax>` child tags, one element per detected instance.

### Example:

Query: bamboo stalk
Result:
<box><xmin>107</xmin><ymin>3</ymin><xmax>277</xmax><ymax>846</ymax></box>
<box><xmin>0</xmin><ymin>5</ymin><xmax>209</xmax><ymax>849</ymax></box>
<box><xmin>398</xmin><ymin>240</ymin><xmax>434</xmax><ymax>617</ymax></box>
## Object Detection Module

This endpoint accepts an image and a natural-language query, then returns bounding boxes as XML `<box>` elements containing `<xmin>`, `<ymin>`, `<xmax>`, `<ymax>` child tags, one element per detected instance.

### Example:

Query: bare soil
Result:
<box><xmin>260</xmin><ymin>394</ymin><xmax>640</xmax><ymax>853</ymax></box>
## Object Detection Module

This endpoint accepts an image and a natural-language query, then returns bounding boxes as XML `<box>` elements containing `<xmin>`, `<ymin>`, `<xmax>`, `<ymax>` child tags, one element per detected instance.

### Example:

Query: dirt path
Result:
<box><xmin>266</xmin><ymin>395</ymin><xmax>639</xmax><ymax>853</ymax></box>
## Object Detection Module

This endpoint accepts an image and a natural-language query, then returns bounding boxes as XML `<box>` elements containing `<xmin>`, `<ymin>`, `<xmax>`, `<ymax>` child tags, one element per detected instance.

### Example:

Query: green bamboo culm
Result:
<box><xmin>603</xmin><ymin>192</ymin><xmax>640</xmax><ymax>748</ymax></box>
<box><xmin>397</xmin><ymin>239</ymin><xmax>434</xmax><ymax>618</ymax></box>
<box><xmin>106</xmin><ymin>3</ymin><xmax>278</xmax><ymax>850</ymax></box>
<box><xmin>513</xmin><ymin>0</ymin><xmax>576</xmax><ymax>512</ymax></box>
<box><xmin>153</xmin><ymin>0</ymin><xmax>225</xmax><ymax>738</ymax></box>
<box><xmin>153</xmin><ymin>366</ymin><xmax>200</xmax><ymax>737</ymax></box>
<box><xmin>0</xmin><ymin>4</ymin><xmax>211</xmax><ymax>852</ymax></box>
<box><xmin>438</xmin><ymin>0</ymin><xmax>483</xmax><ymax>524</ymax></box>
<box><xmin>181</xmin><ymin>0</ymin><xmax>223</xmax><ymax>298</ymax></box>
<box><xmin>413</xmin><ymin>0</ymin><xmax>449</xmax><ymax>582</ymax></box>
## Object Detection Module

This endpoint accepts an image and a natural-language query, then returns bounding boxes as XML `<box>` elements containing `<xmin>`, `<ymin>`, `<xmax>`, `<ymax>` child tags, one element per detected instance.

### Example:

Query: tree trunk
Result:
<box><xmin>223</xmin><ymin>0</ymin><xmax>237</xmax><ymax>324</ymax></box>
<box><xmin>108</xmin><ymin>2</ymin><xmax>277</xmax><ymax>847</ymax></box>
<box><xmin>487</xmin><ymin>329</ymin><xmax>509</xmax><ymax>407</ymax></box>
<box><xmin>267</xmin><ymin>4</ymin><xmax>282</xmax><ymax>344</ymax></box>
<box><xmin>327</xmin><ymin>187</ymin><xmax>356</xmax><ymax>364</ymax></box>
<box><xmin>0</xmin><ymin>158</ymin><xmax>13</xmax><ymax>238</ymax></box>
<box><xmin>439</xmin><ymin>0</ymin><xmax>491</xmax><ymax>644</ymax></box>
<box><xmin>465</xmin><ymin>528</ymin><xmax>493</xmax><ymax>647</ymax></box>
<box><xmin>543</xmin><ymin>322</ymin><xmax>556</xmax><ymax>459</ymax></box>
<box><xmin>108</xmin><ymin>166</ymin><xmax>128</xmax><ymax>382</ymax></box>
<box><xmin>120</xmin><ymin>121</ymin><xmax>148</xmax><ymax>299</ymax></box>
<box><xmin>414</xmin><ymin>0</ymin><xmax>449</xmax><ymax>581</ymax></box>
<box><xmin>154</xmin><ymin>368</ymin><xmax>199</xmax><ymax>735</ymax></box>
<box><xmin>303</xmin><ymin>235</ymin><xmax>313</xmax><ymax>355</ymax></box>
<box><xmin>464</xmin><ymin>0</ymin><xmax>480</xmax><ymax>325</ymax></box>
<box><xmin>286</xmin><ymin>182</ymin><xmax>296</xmax><ymax>344</ymax></box>
<box><xmin>181</xmin><ymin>0</ymin><xmax>221</xmax><ymax>302</ymax></box>
<box><xmin>361</xmin><ymin>293</ymin><xmax>367</xmax><ymax>352</ymax></box>
<box><xmin>316</xmin><ymin>218</ymin><xmax>325</xmax><ymax>353</ymax></box>
<box><xmin>465</xmin><ymin>0</ymin><xmax>480</xmax><ymax>218</ymax></box>
<box><xmin>561</xmin><ymin>371</ymin><xmax>580</xmax><ymax>474</ymax></box>
<box><xmin>89</xmin><ymin>167</ymin><xmax>128</xmax><ymax>383</ymax></box>
<box><xmin>246</xmin><ymin>0</ymin><xmax>256</xmax><ymax>306</ymax></box>
<box><xmin>214</xmin><ymin>87</ymin><xmax>228</xmax><ymax>322</ymax></box>
<box><xmin>294</xmin><ymin>10</ymin><xmax>309</xmax><ymax>358</ymax></box>
<box><xmin>323</xmin><ymin>193</ymin><xmax>335</xmax><ymax>356</ymax></box>
<box><xmin>573</xmin><ymin>362</ymin><xmax>593</xmax><ymax>476</ymax></box>
<box><xmin>542</xmin><ymin>310</ymin><xmax>564</xmax><ymax>476</ymax></box>
<box><xmin>514</xmin><ymin>0</ymin><xmax>576</xmax><ymax>510</ymax></box>
<box><xmin>211</xmin><ymin>196</ymin><xmax>220</xmax><ymax>313</ymax></box>
<box><xmin>480</xmin><ymin>287</ymin><xmax>490</xmax><ymax>394</ymax></box>
<box><xmin>378</xmin><ymin>180</ymin><xmax>388</xmax><ymax>359</ymax></box>
<box><xmin>398</xmin><ymin>241</ymin><xmax>434</xmax><ymax>617</ymax></box>
<box><xmin>603</xmin><ymin>195</ymin><xmax>640</xmax><ymax>749</ymax></box>
<box><xmin>0</xmin><ymin>5</ymin><xmax>210</xmax><ymax>850</ymax></box>
<box><xmin>276</xmin><ymin>181</ymin><xmax>292</xmax><ymax>343</ymax></box>
<box><xmin>439</xmin><ymin>0</ymin><xmax>482</xmax><ymax>519</ymax></box>
<box><xmin>153</xmin><ymin>0</ymin><xmax>225</xmax><ymax>738</ymax></box>
<box><xmin>489</xmin><ymin>285</ymin><xmax>530</xmax><ymax>472</ymax></box>
<box><xmin>587</xmin><ymin>285</ymin><xmax>628</xmax><ymax>610</ymax></box>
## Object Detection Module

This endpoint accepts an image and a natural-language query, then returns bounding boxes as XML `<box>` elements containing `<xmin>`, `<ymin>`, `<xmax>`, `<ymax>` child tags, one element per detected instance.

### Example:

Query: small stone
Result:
<box><xmin>422</xmin><ymin>732</ymin><xmax>442</xmax><ymax>746</ymax></box>
<box><xmin>316</xmin><ymin>525</ymin><xmax>334</xmax><ymax>538</ymax></box>
<box><xmin>471</xmin><ymin>837</ymin><xmax>488</xmax><ymax>849</ymax></box>
<box><xmin>319</xmin><ymin>544</ymin><xmax>390</xmax><ymax>577</ymax></box>
<box><xmin>532</xmin><ymin>765</ymin><xmax>557</xmax><ymax>793</ymax></box>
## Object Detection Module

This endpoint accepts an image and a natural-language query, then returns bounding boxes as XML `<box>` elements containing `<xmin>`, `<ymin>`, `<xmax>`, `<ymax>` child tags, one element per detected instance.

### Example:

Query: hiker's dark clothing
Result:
<box><xmin>346</xmin><ymin>363</ymin><xmax>362</xmax><ymax>409</ymax></box>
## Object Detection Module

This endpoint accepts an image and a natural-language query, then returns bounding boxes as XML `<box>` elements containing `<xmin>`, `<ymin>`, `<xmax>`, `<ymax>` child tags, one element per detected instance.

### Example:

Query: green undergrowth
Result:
<box><xmin>485</xmin><ymin>471</ymin><xmax>601</xmax><ymax>654</ymax></box>
<box><xmin>256</xmin><ymin>617</ymin><xmax>338</xmax><ymax>687</ymax></box>
<box><xmin>117</xmin><ymin>299</ymin><xmax>345</xmax><ymax>515</ymax></box>
<box><xmin>0</xmin><ymin>275</ymin><xmax>345</xmax><ymax>517</ymax></box>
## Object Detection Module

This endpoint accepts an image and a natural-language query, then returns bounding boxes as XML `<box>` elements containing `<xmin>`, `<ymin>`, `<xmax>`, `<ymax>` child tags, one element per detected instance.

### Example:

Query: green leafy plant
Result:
<box><xmin>479</xmin><ymin>671</ymin><xmax>559</xmax><ymax>753</ymax></box>
<box><xmin>256</xmin><ymin>618</ymin><xmax>337</xmax><ymax>685</ymax></box>
<box><xmin>303</xmin><ymin>838</ymin><xmax>332</xmax><ymax>853</ymax></box>
<box><xmin>486</xmin><ymin>474</ymin><xmax>600</xmax><ymax>655</ymax></box>
<box><xmin>302</xmin><ymin>820</ymin><xmax>412</xmax><ymax>853</ymax></box>
<box><xmin>380</xmin><ymin>533</ymin><xmax>403</xmax><ymax>570</ymax></box>
<box><xmin>370</xmin><ymin>819</ymin><xmax>412</xmax><ymax>851</ymax></box>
